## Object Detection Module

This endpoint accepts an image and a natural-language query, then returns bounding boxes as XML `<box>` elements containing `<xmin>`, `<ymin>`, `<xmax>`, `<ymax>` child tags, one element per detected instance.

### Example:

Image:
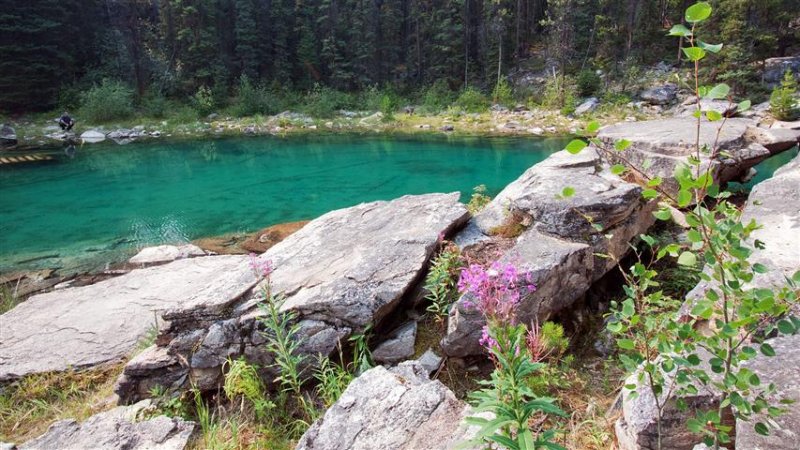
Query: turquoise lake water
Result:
<box><xmin>1</xmin><ymin>136</ymin><xmax>795</xmax><ymax>274</ymax></box>
<box><xmin>0</xmin><ymin>135</ymin><xmax>568</xmax><ymax>273</ymax></box>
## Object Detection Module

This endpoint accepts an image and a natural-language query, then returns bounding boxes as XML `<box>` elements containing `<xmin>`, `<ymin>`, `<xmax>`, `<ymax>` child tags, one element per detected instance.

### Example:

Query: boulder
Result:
<box><xmin>116</xmin><ymin>193</ymin><xmax>469</xmax><ymax>402</ymax></box>
<box><xmin>1</xmin><ymin>124</ymin><xmax>17</xmax><ymax>147</ymax></box>
<box><xmin>128</xmin><ymin>244</ymin><xmax>206</xmax><ymax>266</ymax></box>
<box><xmin>771</xmin><ymin>119</ymin><xmax>800</xmax><ymax>130</ymax></box>
<box><xmin>417</xmin><ymin>348</ymin><xmax>443</xmax><ymax>375</ymax></box>
<box><xmin>763</xmin><ymin>55</ymin><xmax>800</xmax><ymax>86</ymax></box>
<box><xmin>640</xmin><ymin>84</ymin><xmax>678</xmax><ymax>105</ymax></box>
<box><xmin>574</xmin><ymin>97</ymin><xmax>600</xmax><ymax>116</ymax></box>
<box><xmin>745</xmin><ymin>126</ymin><xmax>800</xmax><ymax>153</ymax></box>
<box><xmin>18</xmin><ymin>400</ymin><xmax>196</xmax><ymax>450</ymax></box>
<box><xmin>736</xmin><ymin>334</ymin><xmax>800</xmax><ymax>450</ymax></box>
<box><xmin>80</xmin><ymin>130</ymin><xmax>106</xmax><ymax>143</ymax></box>
<box><xmin>677</xmin><ymin>99</ymin><xmax>738</xmax><ymax>118</ymax></box>
<box><xmin>373</xmin><ymin>321</ymin><xmax>417</xmax><ymax>364</ymax></box>
<box><xmin>296</xmin><ymin>362</ymin><xmax>479</xmax><ymax>450</ymax></box>
<box><xmin>0</xmin><ymin>255</ymin><xmax>255</xmax><ymax>381</ymax></box>
<box><xmin>597</xmin><ymin>118</ymin><xmax>794</xmax><ymax>194</ymax></box>
<box><xmin>442</xmin><ymin>149</ymin><xmax>655</xmax><ymax>356</ymax></box>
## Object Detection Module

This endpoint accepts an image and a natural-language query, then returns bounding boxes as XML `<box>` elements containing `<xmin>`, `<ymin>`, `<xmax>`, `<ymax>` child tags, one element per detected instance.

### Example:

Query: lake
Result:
<box><xmin>0</xmin><ymin>134</ymin><xmax>568</xmax><ymax>273</ymax></box>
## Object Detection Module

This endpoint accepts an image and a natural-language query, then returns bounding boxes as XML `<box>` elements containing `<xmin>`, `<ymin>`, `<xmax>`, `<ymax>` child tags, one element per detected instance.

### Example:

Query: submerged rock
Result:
<box><xmin>0</xmin><ymin>255</ymin><xmax>255</xmax><ymax>381</ymax></box>
<box><xmin>18</xmin><ymin>400</ymin><xmax>196</xmax><ymax>450</ymax></box>
<box><xmin>80</xmin><ymin>129</ymin><xmax>106</xmax><ymax>143</ymax></box>
<box><xmin>296</xmin><ymin>362</ymin><xmax>479</xmax><ymax>450</ymax></box>
<box><xmin>116</xmin><ymin>193</ymin><xmax>469</xmax><ymax>402</ymax></box>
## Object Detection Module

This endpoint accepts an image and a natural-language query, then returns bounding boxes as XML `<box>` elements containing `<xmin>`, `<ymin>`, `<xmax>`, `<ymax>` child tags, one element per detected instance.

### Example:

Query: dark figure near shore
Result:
<box><xmin>59</xmin><ymin>112</ymin><xmax>74</xmax><ymax>131</ymax></box>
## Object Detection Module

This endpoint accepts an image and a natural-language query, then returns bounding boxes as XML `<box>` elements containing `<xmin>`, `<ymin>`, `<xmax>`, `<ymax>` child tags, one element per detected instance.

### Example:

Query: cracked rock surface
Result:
<box><xmin>116</xmin><ymin>193</ymin><xmax>469</xmax><ymax>402</ymax></box>
<box><xmin>0</xmin><ymin>255</ymin><xmax>255</xmax><ymax>381</ymax></box>
<box><xmin>296</xmin><ymin>362</ymin><xmax>480</xmax><ymax>450</ymax></box>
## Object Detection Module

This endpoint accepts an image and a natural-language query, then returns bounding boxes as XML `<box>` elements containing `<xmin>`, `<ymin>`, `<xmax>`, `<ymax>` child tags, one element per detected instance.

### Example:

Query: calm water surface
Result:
<box><xmin>0</xmin><ymin>134</ymin><xmax>568</xmax><ymax>272</ymax></box>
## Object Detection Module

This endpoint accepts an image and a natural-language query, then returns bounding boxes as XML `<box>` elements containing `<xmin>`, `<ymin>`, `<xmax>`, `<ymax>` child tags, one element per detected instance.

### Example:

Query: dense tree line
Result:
<box><xmin>0</xmin><ymin>0</ymin><xmax>797</xmax><ymax>112</ymax></box>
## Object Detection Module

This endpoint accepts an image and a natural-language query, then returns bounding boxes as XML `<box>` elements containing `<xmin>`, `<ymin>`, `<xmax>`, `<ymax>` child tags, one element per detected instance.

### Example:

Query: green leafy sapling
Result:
<box><xmin>563</xmin><ymin>3</ymin><xmax>800</xmax><ymax>449</ymax></box>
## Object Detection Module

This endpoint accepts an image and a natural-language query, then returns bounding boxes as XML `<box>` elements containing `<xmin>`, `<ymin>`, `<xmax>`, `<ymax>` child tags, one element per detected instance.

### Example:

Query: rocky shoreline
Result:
<box><xmin>1</xmin><ymin>114</ymin><xmax>799</xmax><ymax>449</ymax></box>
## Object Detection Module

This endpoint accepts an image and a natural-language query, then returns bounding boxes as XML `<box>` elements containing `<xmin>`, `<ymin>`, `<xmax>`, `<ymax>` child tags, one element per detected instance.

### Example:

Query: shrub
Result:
<box><xmin>232</xmin><ymin>75</ymin><xmax>278</xmax><ymax>117</ymax></box>
<box><xmin>419</xmin><ymin>80</ymin><xmax>456</xmax><ymax>114</ymax></box>
<box><xmin>302</xmin><ymin>84</ymin><xmax>355</xmax><ymax>118</ymax></box>
<box><xmin>140</xmin><ymin>91</ymin><xmax>169</xmax><ymax>118</ymax></box>
<box><xmin>79</xmin><ymin>79</ymin><xmax>134</xmax><ymax>122</ymax></box>
<box><xmin>192</xmin><ymin>85</ymin><xmax>215</xmax><ymax>116</ymax></box>
<box><xmin>466</xmin><ymin>184</ymin><xmax>491</xmax><ymax>214</ymax></box>
<box><xmin>491</xmin><ymin>78</ymin><xmax>514</xmax><ymax>106</ymax></box>
<box><xmin>576</xmin><ymin>69</ymin><xmax>602</xmax><ymax>97</ymax></box>
<box><xmin>541</xmin><ymin>74</ymin><xmax>577</xmax><ymax>112</ymax></box>
<box><xmin>455</xmin><ymin>86</ymin><xmax>489</xmax><ymax>113</ymax></box>
<box><xmin>424</xmin><ymin>243</ymin><xmax>464</xmax><ymax>321</ymax></box>
<box><xmin>770</xmin><ymin>70</ymin><xmax>799</xmax><ymax>121</ymax></box>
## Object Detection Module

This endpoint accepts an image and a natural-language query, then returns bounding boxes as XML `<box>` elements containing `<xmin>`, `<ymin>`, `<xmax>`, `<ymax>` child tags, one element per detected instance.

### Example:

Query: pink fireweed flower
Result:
<box><xmin>457</xmin><ymin>261</ymin><xmax>535</xmax><ymax>322</ymax></box>
<box><xmin>478</xmin><ymin>325</ymin><xmax>499</xmax><ymax>352</ymax></box>
<box><xmin>525</xmin><ymin>322</ymin><xmax>550</xmax><ymax>363</ymax></box>
<box><xmin>249</xmin><ymin>253</ymin><xmax>274</xmax><ymax>278</ymax></box>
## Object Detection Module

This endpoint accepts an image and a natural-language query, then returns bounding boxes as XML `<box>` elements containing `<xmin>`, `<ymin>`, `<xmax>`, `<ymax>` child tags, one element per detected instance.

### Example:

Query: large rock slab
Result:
<box><xmin>296</xmin><ymin>361</ymin><xmax>478</xmax><ymax>450</ymax></box>
<box><xmin>617</xmin><ymin>152</ymin><xmax>800</xmax><ymax>449</ymax></box>
<box><xmin>736</xmin><ymin>334</ymin><xmax>800</xmax><ymax>450</ymax></box>
<box><xmin>598</xmin><ymin>118</ymin><xmax>796</xmax><ymax>194</ymax></box>
<box><xmin>443</xmin><ymin>149</ymin><xmax>655</xmax><ymax>356</ymax></box>
<box><xmin>116</xmin><ymin>193</ymin><xmax>469</xmax><ymax>402</ymax></box>
<box><xmin>0</xmin><ymin>255</ymin><xmax>254</xmax><ymax>381</ymax></box>
<box><xmin>19</xmin><ymin>400</ymin><xmax>196</xmax><ymax>450</ymax></box>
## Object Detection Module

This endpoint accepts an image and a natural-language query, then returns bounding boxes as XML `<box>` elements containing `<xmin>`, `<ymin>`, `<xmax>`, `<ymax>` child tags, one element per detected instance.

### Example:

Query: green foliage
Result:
<box><xmin>0</xmin><ymin>283</ymin><xmax>20</xmax><ymax>315</ymax></box>
<box><xmin>223</xmin><ymin>358</ymin><xmax>274</xmax><ymax>419</ymax></box>
<box><xmin>232</xmin><ymin>75</ymin><xmax>278</xmax><ymax>117</ymax></box>
<box><xmin>302</xmin><ymin>84</ymin><xmax>355</xmax><ymax>118</ymax></box>
<box><xmin>465</xmin><ymin>322</ymin><xmax>567</xmax><ymax>450</ymax></box>
<box><xmin>313</xmin><ymin>353</ymin><xmax>353</xmax><ymax>408</ymax></box>
<box><xmin>576</xmin><ymin>70</ymin><xmax>602</xmax><ymax>97</ymax></box>
<box><xmin>192</xmin><ymin>85</ymin><xmax>216</xmax><ymax>116</ymax></box>
<box><xmin>770</xmin><ymin>71</ymin><xmax>799</xmax><ymax>121</ymax></box>
<box><xmin>424</xmin><ymin>243</ymin><xmax>464</xmax><ymax>321</ymax></box>
<box><xmin>419</xmin><ymin>81</ymin><xmax>457</xmax><ymax>114</ymax></box>
<box><xmin>541</xmin><ymin>74</ymin><xmax>577</xmax><ymax>114</ymax></box>
<box><xmin>348</xmin><ymin>325</ymin><xmax>374</xmax><ymax>375</ymax></box>
<box><xmin>455</xmin><ymin>87</ymin><xmax>489</xmax><ymax>113</ymax></box>
<box><xmin>79</xmin><ymin>79</ymin><xmax>134</xmax><ymax>123</ymax></box>
<box><xmin>467</xmin><ymin>184</ymin><xmax>491</xmax><ymax>214</ymax></box>
<box><xmin>492</xmin><ymin>79</ymin><xmax>514</xmax><ymax>106</ymax></box>
<box><xmin>140</xmin><ymin>91</ymin><xmax>170</xmax><ymax>119</ymax></box>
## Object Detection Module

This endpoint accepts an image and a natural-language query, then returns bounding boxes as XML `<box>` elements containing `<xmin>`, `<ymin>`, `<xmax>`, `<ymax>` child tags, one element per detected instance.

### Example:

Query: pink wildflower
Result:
<box><xmin>479</xmin><ymin>325</ymin><xmax>499</xmax><ymax>352</ymax></box>
<box><xmin>457</xmin><ymin>261</ymin><xmax>536</xmax><ymax>322</ymax></box>
<box><xmin>249</xmin><ymin>253</ymin><xmax>274</xmax><ymax>278</ymax></box>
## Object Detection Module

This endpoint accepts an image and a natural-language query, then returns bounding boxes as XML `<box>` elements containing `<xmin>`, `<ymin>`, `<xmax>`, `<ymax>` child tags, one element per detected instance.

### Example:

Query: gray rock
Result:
<box><xmin>296</xmin><ymin>362</ymin><xmax>479</xmax><ymax>450</ymax></box>
<box><xmin>128</xmin><ymin>244</ymin><xmax>206</xmax><ymax>265</ymax></box>
<box><xmin>618</xmin><ymin>153</ymin><xmax>800</xmax><ymax>450</ymax></box>
<box><xmin>640</xmin><ymin>84</ymin><xmax>678</xmax><ymax>105</ymax></box>
<box><xmin>1</xmin><ymin>124</ymin><xmax>17</xmax><ymax>147</ymax></box>
<box><xmin>373</xmin><ymin>321</ymin><xmax>417</xmax><ymax>364</ymax></box>
<box><xmin>116</xmin><ymin>194</ymin><xmax>469</xmax><ymax>402</ymax></box>
<box><xmin>443</xmin><ymin>148</ymin><xmax>654</xmax><ymax>356</ymax></box>
<box><xmin>676</xmin><ymin>99</ymin><xmax>738</xmax><ymax>118</ymax></box>
<box><xmin>19</xmin><ymin>400</ymin><xmax>196</xmax><ymax>450</ymax></box>
<box><xmin>737</xmin><ymin>334</ymin><xmax>800</xmax><ymax>450</ymax></box>
<box><xmin>763</xmin><ymin>55</ymin><xmax>800</xmax><ymax>86</ymax></box>
<box><xmin>598</xmin><ymin>118</ymin><xmax>791</xmax><ymax>195</ymax></box>
<box><xmin>745</xmin><ymin>126</ymin><xmax>800</xmax><ymax>153</ymax></box>
<box><xmin>80</xmin><ymin>130</ymin><xmax>106</xmax><ymax>143</ymax></box>
<box><xmin>417</xmin><ymin>348</ymin><xmax>443</xmax><ymax>375</ymax></box>
<box><xmin>441</xmin><ymin>125</ymin><xmax>455</xmax><ymax>132</ymax></box>
<box><xmin>575</xmin><ymin>97</ymin><xmax>600</xmax><ymax>116</ymax></box>
<box><xmin>0</xmin><ymin>255</ymin><xmax>255</xmax><ymax>381</ymax></box>
<box><xmin>772</xmin><ymin>119</ymin><xmax>800</xmax><ymax>130</ymax></box>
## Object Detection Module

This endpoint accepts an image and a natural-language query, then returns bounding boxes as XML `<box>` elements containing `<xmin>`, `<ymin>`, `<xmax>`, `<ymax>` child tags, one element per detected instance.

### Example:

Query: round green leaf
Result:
<box><xmin>565</xmin><ymin>139</ymin><xmax>588</xmax><ymax>154</ymax></box>
<box><xmin>706</xmin><ymin>83</ymin><xmax>730</xmax><ymax>100</ymax></box>
<box><xmin>754</xmin><ymin>422</ymin><xmax>769</xmax><ymax>436</ymax></box>
<box><xmin>678</xmin><ymin>251</ymin><xmax>697</xmax><ymax>267</ymax></box>
<box><xmin>668</xmin><ymin>24</ymin><xmax>692</xmax><ymax>37</ymax></box>
<box><xmin>617</xmin><ymin>339</ymin><xmax>636</xmax><ymax>350</ymax></box>
<box><xmin>683</xmin><ymin>47</ymin><xmax>706</xmax><ymax>61</ymax></box>
<box><xmin>685</xmin><ymin>2</ymin><xmax>712</xmax><ymax>23</ymax></box>
<box><xmin>760</xmin><ymin>343</ymin><xmax>776</xmax><ymax>357</ymax></box>
<box><xmin>561</xmin><ymin>186</ymin><xmax>576</xmax><ymax>198</ymax></box>
<box><xmin>610</xmin><ymin>164</ymin><xmax>626</xmax><ymax>175</ymax></box>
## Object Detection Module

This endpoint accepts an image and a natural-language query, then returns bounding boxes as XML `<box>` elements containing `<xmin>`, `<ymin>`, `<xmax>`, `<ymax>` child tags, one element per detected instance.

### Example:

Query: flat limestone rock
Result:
<box><xmin>598</xmin><ymin>118</ymin><xmax>796</xmax><ymax>193</ymax></box>
<box><xmin>296</xmin><ymin>362</ymin><xmax>479</xmax><ymax>450</ymax></box>
<box><xmin>0</xmin><ymin>255</ymin><xmax>255</xmax><ymax>381</ymax></box>
<box><xmin>737</xmin><ymin>334</ymin><xmax>800</xmax><ymax>449</ymax></box>
<box><xmin>116</xmin><ymin>193</ymin><xmax>469</xmax><ymax>402</ymax></box>
<box><xmin>19</xmin><ymin>400</ymin><xmax>196</xmax><ymax>450</ymax></box>
<box><xmin>128</xmin><ymin>244</ymin><xmax>206</xmax><ymax>265</ymax></box>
